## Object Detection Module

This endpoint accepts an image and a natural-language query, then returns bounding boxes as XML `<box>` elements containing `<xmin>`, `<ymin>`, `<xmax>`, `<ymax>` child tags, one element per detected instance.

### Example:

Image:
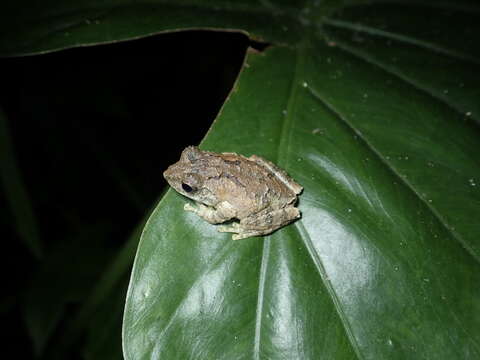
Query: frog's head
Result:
<box><xmin>163</xmin><ymin>146</ymin><xmax>218</xmax><ymax>206</ymax></box>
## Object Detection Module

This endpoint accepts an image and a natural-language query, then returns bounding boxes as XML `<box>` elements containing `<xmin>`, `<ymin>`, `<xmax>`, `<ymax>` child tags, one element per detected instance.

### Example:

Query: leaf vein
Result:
<box><xmin>325</xmin><ymin>37</ymin><xmax>479</xmax><ymax>125</ymax></box>
<box><xmin>253</xmin><ymin>238</ymin><xmax>271</xmax><ymax>360</ymax></box>
<box><xmin>276</xmin><ymin>43</ymin><xmax>363</xmax><ymax>359</ymax></box>
<box><xmin>306</xmin><ymin>85</ymin><xmax>480</xmax><ymax>265</ymax></box>
<box><xmin>294</xmin><ymin>222</ymin><xmax>364</xmax><ymax>360</ymax></box>
<box><xmin>323</xmin><ymin>18</ymin><xmax>480</xmax><ymax>64</ymax></box>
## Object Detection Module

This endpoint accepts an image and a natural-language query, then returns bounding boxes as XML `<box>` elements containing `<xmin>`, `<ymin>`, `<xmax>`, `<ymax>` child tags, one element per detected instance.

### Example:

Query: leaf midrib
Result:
<box><xmin>253</xmin><ymin>43</ymin><xmax>364</xmax><ymax>359</ymax></box>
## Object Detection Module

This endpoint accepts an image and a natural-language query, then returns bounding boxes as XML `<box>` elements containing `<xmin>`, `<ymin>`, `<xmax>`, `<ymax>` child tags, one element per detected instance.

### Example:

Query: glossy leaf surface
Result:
<box><xmin>2</xmin><ymin>0</ymin><xmax>478</xmax><ymax>359</ymax></box>
<box><xmin>0</xmin><ymin>0</ymin><xmax>302</xmax><ymax>56</ymax></box>
<box><xmin>122</xmin><ymin>1</ymin><xmax>480</xmax><ymax>357</ymax></box>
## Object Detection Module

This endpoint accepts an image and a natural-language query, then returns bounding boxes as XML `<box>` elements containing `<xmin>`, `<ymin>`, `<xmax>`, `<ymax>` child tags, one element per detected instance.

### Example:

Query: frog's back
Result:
<box><xmin>248</xmin><ymin>154</ymin><xmax>303</xmax><ymax>195</ymax></box>
<box><xmin>213</xmin><ymin>152</ymin><xmax>301</xmax><ymax>216</ymax></box>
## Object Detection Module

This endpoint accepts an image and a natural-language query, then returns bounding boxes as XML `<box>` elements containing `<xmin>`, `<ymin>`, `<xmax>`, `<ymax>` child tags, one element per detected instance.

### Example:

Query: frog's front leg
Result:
<box><xmin>184</xmin><ymin>201</ymin><xmax>236</xmax><ymax>224</ymax></box>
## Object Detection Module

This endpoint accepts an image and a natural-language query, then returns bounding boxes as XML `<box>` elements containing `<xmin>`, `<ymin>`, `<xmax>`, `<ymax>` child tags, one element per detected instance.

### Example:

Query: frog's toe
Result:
<box><xmin>217</xmin><ymin>223</ymin><xmax>240</xmax><ymax>233</ymax></box>
<box><xmin>184</xmin><ymin>203</ymin><xmax>196</xmax><ymax>212</ymax></box>
<box><xmin>232</xmin><ymin>232</ymin><xmax>256</xmax><ymax>240</ymax></box>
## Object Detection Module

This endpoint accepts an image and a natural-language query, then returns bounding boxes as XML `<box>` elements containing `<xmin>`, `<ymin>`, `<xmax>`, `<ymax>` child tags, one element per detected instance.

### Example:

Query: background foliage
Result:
<box><xmin>1</xmin><ymin>0</ymin><xmax>479</xmax><ymax>359</ymax></box>
<box><xmin>0</xmin><ymin>31</ymin><xmax>248</xmax><ymax>358</ymax></box>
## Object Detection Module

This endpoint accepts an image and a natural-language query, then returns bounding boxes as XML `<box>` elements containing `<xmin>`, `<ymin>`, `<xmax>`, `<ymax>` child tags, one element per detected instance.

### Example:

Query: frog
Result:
<box><xmin>163</xmin><ymin>146</ymin><xmax>303</xmax><ymax>240</ymax></box>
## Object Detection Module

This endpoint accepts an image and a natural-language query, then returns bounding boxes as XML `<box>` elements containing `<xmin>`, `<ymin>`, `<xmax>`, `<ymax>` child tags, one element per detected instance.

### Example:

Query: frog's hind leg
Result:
<box><xmin>241</xmin><ymin>206</ymin><xmax>301</xmax><ymax>231</ymax></box>
<box><xmin>223</xmin><ymin>207</ymin><xmax>301</xmax><ymax>240</ymax></box>
<box><xmin>184</xmin><ymin>201</ymin><xmax>236</xmax><ymax>224</ymax></box>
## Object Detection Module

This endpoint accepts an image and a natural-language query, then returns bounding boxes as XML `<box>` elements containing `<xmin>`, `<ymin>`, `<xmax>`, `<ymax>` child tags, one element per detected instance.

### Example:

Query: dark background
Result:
<box><xmin>0</xmin><ymin>31</ymin><xmax>252</xmax><ymax>359</ymax></box>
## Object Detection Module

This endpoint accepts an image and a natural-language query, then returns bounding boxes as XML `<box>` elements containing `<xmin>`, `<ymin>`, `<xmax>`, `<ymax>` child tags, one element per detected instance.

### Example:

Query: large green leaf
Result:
<box><xmin>121</xmin><ymin>3</ymin><xmax>479</xmax><ymax>359</ymax></box>
<box><xmin>123</xmin><ymin>45</ymin><xmax>480</xmax><ymax>359</ymax></box>
<box><xmin>0</xmin><ymin>0</ymin><xmax>302</xmax><ymax>56</ymax></box>
<box><xmin>3</xmin><ymin>0</ymin><xmax>479</xmax><ymax>359</ymax></box>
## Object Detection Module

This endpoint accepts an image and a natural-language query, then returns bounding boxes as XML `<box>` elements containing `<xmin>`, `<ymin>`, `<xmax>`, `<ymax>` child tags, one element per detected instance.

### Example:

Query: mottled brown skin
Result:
<box><xmin>163</xmin><ymin>146</ymin><xmax>302</xmax><ymax>240</ymax></box>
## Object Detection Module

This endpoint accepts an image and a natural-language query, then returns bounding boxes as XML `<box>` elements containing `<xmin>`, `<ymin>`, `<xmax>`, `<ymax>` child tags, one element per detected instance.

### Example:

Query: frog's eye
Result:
<box><xmin>182</xmin><ymin>183</ymin><xmax>195</xmax><ymax>193</ymax></box>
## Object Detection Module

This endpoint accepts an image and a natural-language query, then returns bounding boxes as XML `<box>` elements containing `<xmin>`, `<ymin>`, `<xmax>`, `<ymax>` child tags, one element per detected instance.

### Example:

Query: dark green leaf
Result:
<box><xmin>45</xmin><ymin>222</ymin><xmax>144</xmax><ymax>359</ymax></box>
<box><xmin>3</xmin><ymin>0</ymin><xmax>479</xmax><ymax>359</ymax></box>
<box><xmin>0</xmin><ymin>107</ymin><xmax>43</xmax><ymax>258</ymax></box>
<box><xmin>0</xmin><ymin>0</ymin><xmax>302</xmax><ymax>56</ymax></box>
<box><xmin>84</xmin><ymin>279</ymin><xmax>129</xmax><ymax>360</ymax></box>
<box><xmin>123</xmin><ymin>5</ymin><xmax>480</xmax><ymax>357</ymax></box>
<box><xmin>22</xmin><ymin>227</ymin><xmax>114</xmax><ymax>355</ymax></box>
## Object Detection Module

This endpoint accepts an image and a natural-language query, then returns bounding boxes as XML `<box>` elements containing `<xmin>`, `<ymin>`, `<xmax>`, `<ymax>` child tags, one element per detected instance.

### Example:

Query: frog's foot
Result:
<box><xmin>218</xmin><ymin>223</ymin><xmax>257</xmax><ymax>240</ymax></box>
<box><xmin>217</xmin><ymin>222</ymin><xmax>240</xmax><ymax>233</ymax></box>
<box><xmin>217</xmin><ymin>223</ymin><xmax>258</xmax><ymax>240</ymax></box>
<box><xmin>184</xmin><ymin>203</ymin><xmax>197</xmax><ymax>212</ymax></box>
<box><xmin>232</xmin><ymin>231</ymin><xmax>264</xmax><ymax>240</ymax></box>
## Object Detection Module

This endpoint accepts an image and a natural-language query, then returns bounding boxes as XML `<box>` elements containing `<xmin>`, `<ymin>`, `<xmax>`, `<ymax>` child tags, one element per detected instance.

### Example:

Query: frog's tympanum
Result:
<box><xmin>163</xmin><ymin>146</ymin><xmax>303</xmax><ymax>240</ymax></box>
